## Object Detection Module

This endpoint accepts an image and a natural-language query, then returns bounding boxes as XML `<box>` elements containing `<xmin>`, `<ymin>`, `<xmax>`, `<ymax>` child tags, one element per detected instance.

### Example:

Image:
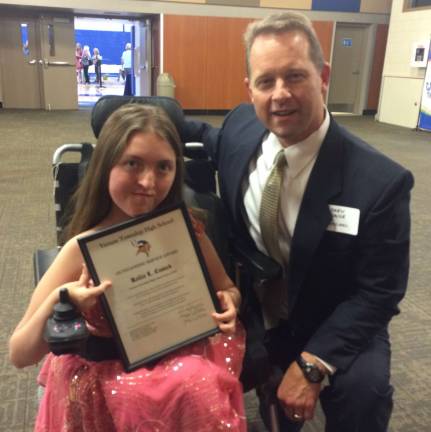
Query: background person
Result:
<box><xmin>9</xmin><ymin>104</ymin><xmax>246</xmax><ymax>432</ymax></box>
<box><xmin>183</xmin><ymin>11</ymin><xmax>414</xmax><ymax>432</ymax></box>
<box><xmin>81</xmin><ymin>45</ymin><xmax>91</xmax><ymax>84</ymax></box>
<box><xmin>92</xmin><ymin>47</ymin><xmax>103</xmax><ymax>87</ymax></box>
<box><xmin>121</xmin><ymin>42</ymin><xmax>132</xmax><ymax>95</ymax></box>
<box><xmin>75</xmin><ymin>43</ymin><xmax>83</xmax><ymax>84</ymax></box>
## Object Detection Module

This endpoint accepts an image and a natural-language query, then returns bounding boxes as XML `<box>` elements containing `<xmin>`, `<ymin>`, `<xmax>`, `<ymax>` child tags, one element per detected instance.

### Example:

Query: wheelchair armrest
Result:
<box><xmin>184</xmin><ymin>142</ymin><xmax>209</xmax><ymax>160</ymax></box>
<box><xmin>33</xmin><ymin>248</ymin><xmax>59</xmax><ymax>285</ymax></box>
<box><xmin>232</xmin><ymin>240</ymin><xmax>282</xmax><ymax>281</ymax></box>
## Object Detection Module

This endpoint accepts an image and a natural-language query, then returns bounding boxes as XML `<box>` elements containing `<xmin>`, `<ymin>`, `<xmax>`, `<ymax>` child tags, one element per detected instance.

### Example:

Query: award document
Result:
<box><xmin>78</xmin><ymin>203</ymin><xmax>221</xmax><ymax>371</ymax></box>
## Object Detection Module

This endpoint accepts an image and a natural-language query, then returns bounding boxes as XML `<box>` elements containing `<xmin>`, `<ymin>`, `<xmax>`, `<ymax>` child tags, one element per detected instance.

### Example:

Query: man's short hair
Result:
<box><xmin>244</xmin><ymin>11</ymin><xmax>325</xmax><ymax>76</ymax></box>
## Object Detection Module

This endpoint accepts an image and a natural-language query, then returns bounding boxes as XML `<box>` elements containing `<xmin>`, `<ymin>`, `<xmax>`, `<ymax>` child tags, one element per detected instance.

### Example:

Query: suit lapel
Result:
<box><xmin>287</xmin><ymin>120</ymin><xmax>345</xmax><ymax>310</ymax></box>
<box><xmin>223</xmin><ymin>108</ymin><xmax>267</xmax><ymax>237</ymax></box>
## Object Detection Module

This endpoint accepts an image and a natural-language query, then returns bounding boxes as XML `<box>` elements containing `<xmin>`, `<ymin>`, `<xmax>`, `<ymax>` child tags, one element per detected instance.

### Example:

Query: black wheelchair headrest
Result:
<box><xmin>91</xmin><ymin>95</ymin><xmax>186</xmax><ymax>139</ymax></box>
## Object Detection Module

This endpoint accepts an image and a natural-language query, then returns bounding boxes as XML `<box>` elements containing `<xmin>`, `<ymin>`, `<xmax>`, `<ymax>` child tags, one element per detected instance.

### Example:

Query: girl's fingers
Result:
<box><xmin>213</xmin><ymin>309</ymin><xmax>235</xmax><ymax>321</ymax></box>
<box><xmin>98</xmin><ymin>280</ymin><xmax>112</xmax><ymax>293</ymax></box>
<box><xmin>211</xmin><ymin>310</ymin><xmax>236</xmax><ymax>334</ymax></box>
<box><xmin>78</xmin><ymin>264</ymin><xmax>90</xmax><ymax>286</ymax></box>
<box><xmin>215</xmin><ymin>319</ymin><xmax>236</xmax><ymax>334</ymax></box>
<box><xmin>217</xmin><ymin>290</ymin><xmax>235</xmax><ymax>311</ymax></box>
<box><xmin>88</xmin><ymin>280</ymin><xmax>111</xmax><ymax>298</ymax></box>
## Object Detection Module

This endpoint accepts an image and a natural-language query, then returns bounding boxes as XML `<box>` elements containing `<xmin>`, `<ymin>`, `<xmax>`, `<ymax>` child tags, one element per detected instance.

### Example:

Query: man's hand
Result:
<box><xmin>276</xmin><ymin>352</ymin><xmax>323</xmax><ymax>422</ymax></box>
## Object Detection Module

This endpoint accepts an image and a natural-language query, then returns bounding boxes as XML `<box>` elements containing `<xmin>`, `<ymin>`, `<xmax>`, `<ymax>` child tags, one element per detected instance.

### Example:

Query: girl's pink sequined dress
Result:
<box><xmin>35</xmin><ymin>215</ymin><xmax>246</xmax><ymax>431</ymax></box>
<box><xmin>36</xmin><ymin>303</ymin><xmax>246</xmax><ymax>432</ymax></box>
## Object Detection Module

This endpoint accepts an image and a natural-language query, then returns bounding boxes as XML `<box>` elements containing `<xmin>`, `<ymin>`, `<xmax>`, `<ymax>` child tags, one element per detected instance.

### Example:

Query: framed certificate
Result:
<box><xmin>78</xmin><ymin>202</ymin><xmax>221</xmax><ymax>371</ymax></box>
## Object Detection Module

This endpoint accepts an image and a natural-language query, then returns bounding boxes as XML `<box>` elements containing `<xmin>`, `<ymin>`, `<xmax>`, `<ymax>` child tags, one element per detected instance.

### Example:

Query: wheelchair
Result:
<box><xmin>33</xmin><ymin>95</ymin><xmax>283</xmax><ymax>432</ymax></box>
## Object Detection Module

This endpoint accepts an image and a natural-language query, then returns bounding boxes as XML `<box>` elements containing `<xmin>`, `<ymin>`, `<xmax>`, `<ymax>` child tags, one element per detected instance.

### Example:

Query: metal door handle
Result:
<box><xmin>28</xmin><ymin>59</ymin><xmax>37</xmax><ymax>65</ymax></box>
<box><xmin>46</xmin><ymin>60</ymin><xmax>74</xmax><ymax>66</ymax></box>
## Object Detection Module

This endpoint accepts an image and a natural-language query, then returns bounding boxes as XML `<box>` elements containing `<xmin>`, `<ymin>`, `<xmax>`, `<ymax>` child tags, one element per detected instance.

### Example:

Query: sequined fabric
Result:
<box><xmin>36</xmin><ymin>322</ymin><xmax>246</xmax><ymax>432</ymax></box>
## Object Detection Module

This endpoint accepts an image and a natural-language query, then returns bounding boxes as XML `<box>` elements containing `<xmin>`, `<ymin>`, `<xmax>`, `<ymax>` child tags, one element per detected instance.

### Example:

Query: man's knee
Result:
<box><xmin>320</xmin><ymin>336</ymin><xmax>394</xmax><ymax>431</ymax></box>
<box><xmin>322</xmin><ymin>368</ymin><xmax>393</xmax><ymax>410</ymax></box>
<box><xmin>320</xmin><ymin>372</ymin><xmax>393</xmax><ymax>432</ymax></box>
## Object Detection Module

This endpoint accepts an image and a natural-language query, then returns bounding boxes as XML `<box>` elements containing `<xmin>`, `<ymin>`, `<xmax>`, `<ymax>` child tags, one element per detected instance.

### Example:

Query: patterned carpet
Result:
<box><xmin>0</xmin><ymin>109</ymin><xmax>430</xmax><ymax>431</ymax></box>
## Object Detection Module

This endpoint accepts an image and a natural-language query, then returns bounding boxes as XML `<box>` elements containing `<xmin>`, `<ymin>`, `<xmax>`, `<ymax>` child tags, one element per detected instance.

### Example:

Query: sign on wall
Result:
<box><xmin>411</xmin><ymin>40</ymin><xmax>430</xmax><ymax>68</ymax></box>
<box><xmin>418</xmin><ymin>39</ymin><xmax>431</xmax><ymax>132</ymax></box>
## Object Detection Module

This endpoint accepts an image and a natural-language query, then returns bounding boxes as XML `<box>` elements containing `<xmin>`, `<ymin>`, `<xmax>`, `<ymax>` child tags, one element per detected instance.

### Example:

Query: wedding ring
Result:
<box><xmin>293</xmin><ymin>413</ymin><xmax>302</xmax><ymax>421</ymax></box>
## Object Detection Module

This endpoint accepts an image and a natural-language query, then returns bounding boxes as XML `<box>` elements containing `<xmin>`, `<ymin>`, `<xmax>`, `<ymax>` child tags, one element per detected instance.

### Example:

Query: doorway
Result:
<box><xmin>75</xmin><ymin>17</ymin><xmax>154</xmax><ymax>107</ymax></box>
<box><xmin>328</xmin><ymin>24</ymin><xmax>368</xmax><ymax>114</ymax></box>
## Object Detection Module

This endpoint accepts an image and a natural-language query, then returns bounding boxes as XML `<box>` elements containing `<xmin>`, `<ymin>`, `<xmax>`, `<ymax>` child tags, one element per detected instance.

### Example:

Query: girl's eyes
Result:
<box><xmin>121</xmin><ymin>159</ymin><xmax>174</xmax><ymax>174</ymax></box>
<box><xmin>123</xmin><ymin>159</ymin><xmax>141</xmax><ymax>170</ymax></box>
<box><xmin>157</xmin><ymin>161</ymin><xmax>174</xmax><ymax>173</ymax></box>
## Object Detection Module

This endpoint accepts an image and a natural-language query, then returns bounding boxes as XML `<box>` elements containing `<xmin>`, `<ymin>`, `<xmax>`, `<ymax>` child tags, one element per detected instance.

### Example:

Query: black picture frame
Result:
<box><xmin>78</xmin><ymin>202</ymin><xmax>221</xmax><ymax>371</ymax></box>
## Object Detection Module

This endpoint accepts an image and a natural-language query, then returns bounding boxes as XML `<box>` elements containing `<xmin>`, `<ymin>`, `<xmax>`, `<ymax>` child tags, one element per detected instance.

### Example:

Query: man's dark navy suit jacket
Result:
<box><xmin>184</xmin><ymin>103</ymin><xmax>414</xmax><ymax>372</ymax></box>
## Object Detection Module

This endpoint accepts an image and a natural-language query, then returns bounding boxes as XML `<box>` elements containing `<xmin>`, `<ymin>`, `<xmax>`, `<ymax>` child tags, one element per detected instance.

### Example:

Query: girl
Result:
<box><xmin>81</xmin><ymin>45</ymin><xmax>91</xmax><ymax>84</ymax></box>
<box><xmin>9</xmin><ymin>104</ymin><xmax>246</xmax><ymax>431</ymax></box>
<box><xmin>92</xmin><ymin>47</ymin><xmax>103</xmax><ymax>87</ymax></box>
<box><xmin>75</xmin><ymin>43</ymin><xmax>83</xmax><ymax>84</ymax></box>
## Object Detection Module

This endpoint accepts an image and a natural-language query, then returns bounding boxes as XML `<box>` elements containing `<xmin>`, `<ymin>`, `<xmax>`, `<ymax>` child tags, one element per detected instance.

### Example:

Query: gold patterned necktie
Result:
<box><xmin>259</xmin><ymin>149</ymin><xmax>287</xmax><ymax>264</ymax></box>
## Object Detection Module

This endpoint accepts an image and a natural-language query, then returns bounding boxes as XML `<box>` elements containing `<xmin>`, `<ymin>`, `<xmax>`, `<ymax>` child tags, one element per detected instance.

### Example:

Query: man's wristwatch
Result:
<box><xmin>296</xmin><ymin>355</ymin><xmax>325</xmax><ymax>383</ymax></box>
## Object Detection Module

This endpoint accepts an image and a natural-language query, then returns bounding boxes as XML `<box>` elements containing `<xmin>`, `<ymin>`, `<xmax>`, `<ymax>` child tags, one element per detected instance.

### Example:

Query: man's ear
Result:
<box><xmin>244</xmin><ymin>76</ymin><xmax>254</xmax><ymax>102</ymax></box>
<box><xmin>320</xmin><ymin>62</ymin><xmax>331</xmax><ymax>97</ymax></box>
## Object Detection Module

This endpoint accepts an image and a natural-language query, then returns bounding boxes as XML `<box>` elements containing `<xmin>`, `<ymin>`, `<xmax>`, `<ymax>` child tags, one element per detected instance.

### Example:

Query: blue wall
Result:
<box><xmin>75</xmin><ymin>29</ymin><xmax>131</xmax><ymax>65</ymax></box>
<box><xmin>312</xmin><ymin>0</ymin><xmax>360</xmax><ymax>12</ymax></box>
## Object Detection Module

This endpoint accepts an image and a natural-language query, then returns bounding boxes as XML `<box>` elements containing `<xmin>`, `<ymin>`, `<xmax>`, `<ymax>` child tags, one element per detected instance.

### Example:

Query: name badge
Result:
<box><xmin>327</xmin><ymin>205</ymin><xmax>360</xmax><ymax>236</ymax></box>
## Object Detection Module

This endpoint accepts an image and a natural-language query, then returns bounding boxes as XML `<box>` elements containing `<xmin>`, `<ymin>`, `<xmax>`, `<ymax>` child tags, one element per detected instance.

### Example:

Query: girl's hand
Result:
<box><xmin>212</xmin><ymin>291</ymin><xmax>237</xmax><ymax>334</ymax></box>
<box><xmin>62</xmin><ymin>264</ymin><xmax>111</xmax><ymax>312</ymax></box>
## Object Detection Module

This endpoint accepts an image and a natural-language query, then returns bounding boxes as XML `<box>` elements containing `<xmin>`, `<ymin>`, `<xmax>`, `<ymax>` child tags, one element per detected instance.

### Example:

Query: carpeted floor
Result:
<box><xmin>0</xmin><ymin>108</ymin><xmax>430</xmax><ymax>431</ymax></box>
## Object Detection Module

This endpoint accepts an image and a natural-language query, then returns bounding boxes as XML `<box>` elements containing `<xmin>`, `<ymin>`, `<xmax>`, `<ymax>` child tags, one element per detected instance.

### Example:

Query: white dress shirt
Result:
<box><xmin>243</xmin><ymin>110</ymin><xmax>330</xmax><ymax>271</ymax></box>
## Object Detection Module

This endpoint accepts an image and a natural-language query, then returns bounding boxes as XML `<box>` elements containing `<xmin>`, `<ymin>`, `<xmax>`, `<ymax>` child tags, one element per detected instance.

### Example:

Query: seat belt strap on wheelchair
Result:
<box><xmin>259</xmin><ymin>149</ymin><xmax>287</xmax><ymax>265</ymax></box>
<box><xmin>77</xmin><ymin>143</ymin><xmax>94</xmax><ymax>180</ymax></box>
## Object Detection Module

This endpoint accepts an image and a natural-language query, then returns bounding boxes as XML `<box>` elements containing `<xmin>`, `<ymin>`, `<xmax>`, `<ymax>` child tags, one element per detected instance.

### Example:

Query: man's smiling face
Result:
<box><xmin>245</xmin><ymin>30</ymin><xmax>330</xmax><ymax>147</ymax></box>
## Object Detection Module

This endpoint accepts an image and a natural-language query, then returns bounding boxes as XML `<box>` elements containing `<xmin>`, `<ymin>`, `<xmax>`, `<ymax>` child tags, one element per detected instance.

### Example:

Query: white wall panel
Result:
<box><xmin>378</xmin><ymin>75</ymin><xmax>422</xmax><ymax>128</ymax></box>
<box><xmin>377</xmin><ymin>0</ymin><xmax>431</xmax><ymax>127</ymax></box>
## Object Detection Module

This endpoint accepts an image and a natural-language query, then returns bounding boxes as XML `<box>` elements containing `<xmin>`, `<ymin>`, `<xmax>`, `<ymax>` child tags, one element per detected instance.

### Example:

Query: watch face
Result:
<box><xmin>297</xmin><ymin>357</ymin><xmax>324</xmax><ymax>383</ymax></box>
<box><xmin>306</xmin><ymin>365</ymin><xmax>324</xmax><ymax>383</ymax></box>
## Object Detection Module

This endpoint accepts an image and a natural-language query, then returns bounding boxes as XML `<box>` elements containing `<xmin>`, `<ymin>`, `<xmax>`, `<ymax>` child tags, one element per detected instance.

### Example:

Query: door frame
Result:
<box><xmin>133</xmin><ymin>18</ymin><xmax>153</xmax><ymax>97</ymax></box>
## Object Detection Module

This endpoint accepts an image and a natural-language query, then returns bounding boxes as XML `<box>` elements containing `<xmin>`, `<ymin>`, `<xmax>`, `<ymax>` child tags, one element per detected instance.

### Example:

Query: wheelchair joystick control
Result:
<box><xmin>44</xmin><ymin>287</ymin><xmax>89</xmax><ymax>356</ymax></box>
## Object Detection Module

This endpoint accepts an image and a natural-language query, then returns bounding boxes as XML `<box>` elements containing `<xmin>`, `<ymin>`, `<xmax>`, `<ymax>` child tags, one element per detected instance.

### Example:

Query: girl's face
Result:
<box><xmin>108</xmin><ymin>131</ymin><xmax>176</xmax><ymax>223</ymax></box>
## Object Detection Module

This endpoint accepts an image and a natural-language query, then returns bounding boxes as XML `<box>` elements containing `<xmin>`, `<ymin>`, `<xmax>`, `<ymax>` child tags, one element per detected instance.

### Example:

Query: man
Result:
<box><xmin>183</xmin><ymin>12</ymin><xmax>413</xmax><ymax>432</ymax></box>
<box><xmin>121</xmin><ymin>42</ymin><xmax>132</xmax><ymax>96</ymax></box>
